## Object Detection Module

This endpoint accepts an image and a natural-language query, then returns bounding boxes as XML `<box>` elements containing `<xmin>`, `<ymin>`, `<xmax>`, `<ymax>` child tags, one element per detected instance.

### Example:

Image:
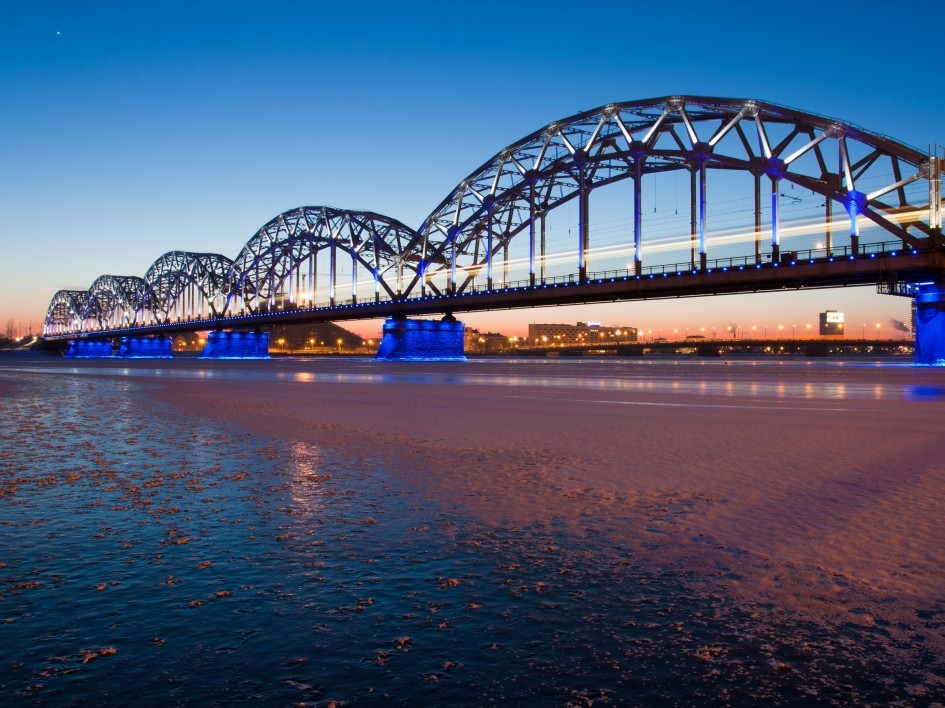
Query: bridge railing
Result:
<box><xmin>457</xmin><ymin>239</ymin><xmax>915</xmax><ymax>291</ymax></box>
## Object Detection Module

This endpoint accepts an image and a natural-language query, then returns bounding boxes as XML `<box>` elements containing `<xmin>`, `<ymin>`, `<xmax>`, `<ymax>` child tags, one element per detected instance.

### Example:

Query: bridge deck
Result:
<box><xmin>47</xmin><ymin>247</ymin><xmax>945</xmax><ymax>340</ymax></box>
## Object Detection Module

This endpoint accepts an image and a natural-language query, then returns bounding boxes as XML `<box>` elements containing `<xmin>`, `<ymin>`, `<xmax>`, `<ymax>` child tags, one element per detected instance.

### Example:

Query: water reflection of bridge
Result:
<box><xmin>41</xmin><ymin>96</ymin><xmax>945</xmax><ymax>363</ymax></box>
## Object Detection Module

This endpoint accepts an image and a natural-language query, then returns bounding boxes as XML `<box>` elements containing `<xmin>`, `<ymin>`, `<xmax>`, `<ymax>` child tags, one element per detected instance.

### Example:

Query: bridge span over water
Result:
<box><xmin>42</xmin><ymin>96</ymin><xmax>945</xmax><ymax>363</ymax></box>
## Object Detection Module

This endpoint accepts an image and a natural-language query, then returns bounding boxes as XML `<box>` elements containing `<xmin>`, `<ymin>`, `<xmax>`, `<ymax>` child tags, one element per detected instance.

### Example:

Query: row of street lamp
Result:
<box><xmin>271</xmin><ymin>337</ymin><xmax>367</xmax><ymax>352</ymax></box>
<box><xmin>626</xmin><ymin>322</ymin><xmax>892</xmax><ymax>342</ymax></box>
<box><xmin>511</xmin><ymin>323</ymin><xmax>896</xmax><ymax>345</ymax></box>
<box><xmin>266</xmin><ymin>322</ymin><xmax>899</xmax><ymax>353</ymax></box>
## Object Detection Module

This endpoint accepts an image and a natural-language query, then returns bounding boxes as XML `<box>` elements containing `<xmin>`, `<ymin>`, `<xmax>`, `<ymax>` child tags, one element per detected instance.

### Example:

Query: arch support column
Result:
<box><xmin>486</xmin><ymin>205</ymin><xmax>494</xmax><ymax>290</ymax></box>
<box><xmin>632</xmin><ymin>158</ymin><xmax>643</xmax><ymax>275</ymax></box>
<box><xmin>528</xmin><ymin>186</ymin><xmax>536</xmax><ymax>286</ymax></box>
<box><xmin>930</xmin><ymin>156</ymin><xmax>942</xmax><ymax>249</ymax></box>
<box><xmin>693</xmin><ymin>160</ymin><xmax>708</xmax><ymax>271</ymax></box>
<box><xmin>329</xmin><ymin>240</ymin><xmax>337</xmax><ymax>306</ymax></box>
<box><xmin>577</xmin><ymin>161</ymin><xmax>589</xmax><ymax>282</ymax></box>
<box><xmin>770</xmin><ymin>175</ymin><xmax>780</xmax><ymax>262</ymax></box>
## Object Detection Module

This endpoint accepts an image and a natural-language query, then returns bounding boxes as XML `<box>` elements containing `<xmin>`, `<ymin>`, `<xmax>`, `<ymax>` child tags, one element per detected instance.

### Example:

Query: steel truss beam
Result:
<box><xmin>85</xmin><ymin>275</ymin><xmax>148</xmax><ymax>331</ymax></box>
<box><xmin>43</xmin><ymin>290</ymin><xmax>90</xmax><ymax>336</ymax></box>
<box><xmin>142</xmin><ymin>252</ymin><xmax>235</xmax><ymax>325</ymax></box>
<box><xmin>225</xmin><ymin>206</ymin><xmax>420</xmax><ymax>315</ymax></box>
<box><xmin>410</xmin><ymin>96</ymin><xmax>940</xmax><ymax>296</ymax></box>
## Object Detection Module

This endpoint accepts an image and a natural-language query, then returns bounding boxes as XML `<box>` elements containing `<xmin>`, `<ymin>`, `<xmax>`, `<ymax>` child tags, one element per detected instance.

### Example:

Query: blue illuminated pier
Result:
<box><xmin>375</xmin><ymin>317</ymin><xmax>465</xmax><ymax>361</ymax></box>
<box><xmin>199</xmin><ymin>330</ymin><xmax>270</xmax><ymax>359</ymax></box>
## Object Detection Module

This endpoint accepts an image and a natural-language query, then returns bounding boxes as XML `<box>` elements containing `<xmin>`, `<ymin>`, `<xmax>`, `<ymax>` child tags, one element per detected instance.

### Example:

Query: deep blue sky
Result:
<box><xmin>2</xmin><ymin>1</ymin><xmax>940</xmax><ymax>338</ymax></box>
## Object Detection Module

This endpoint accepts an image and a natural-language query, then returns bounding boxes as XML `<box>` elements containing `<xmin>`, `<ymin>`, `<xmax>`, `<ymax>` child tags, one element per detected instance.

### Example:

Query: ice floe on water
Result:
<box><xmin>2</xmin><ymin>358</ymin><xmax>945</xmax><ymax>703</ymax></box>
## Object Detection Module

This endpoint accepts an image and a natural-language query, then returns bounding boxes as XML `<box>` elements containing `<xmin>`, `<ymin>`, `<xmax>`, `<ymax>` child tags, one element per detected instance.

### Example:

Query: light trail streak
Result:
<box><xmin>282</xmin><ymin>205</ymin><xmax>931</xmax><ymax>294</ymax></box>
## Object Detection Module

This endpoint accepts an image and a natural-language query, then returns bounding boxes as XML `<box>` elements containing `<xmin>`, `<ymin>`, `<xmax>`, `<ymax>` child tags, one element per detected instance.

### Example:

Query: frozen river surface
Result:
<box><xmin>1</xmin><ymin>356</ymin><xmax>944</xmax><ymax>704</ymax></box>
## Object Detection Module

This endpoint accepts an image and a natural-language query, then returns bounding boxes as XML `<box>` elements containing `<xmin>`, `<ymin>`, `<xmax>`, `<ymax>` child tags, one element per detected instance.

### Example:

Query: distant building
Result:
<box><xmin>527</xmin><ymin>322</ymin><xmax>638</xmax><ymax>346</ymax></box>
<box><xmin>819</xmin><ymin>310</ymin><xmax>844</xmax><ymax>336</ymax></box>
<box><xmin>464</xmin><ymin>328</ymin><xmax>511</xmax><ymax>354</ymax></box>
<box><xmin>267</xmin><ymin>322</ymin><xmax>365</xmax><ymax>351</ymax></box>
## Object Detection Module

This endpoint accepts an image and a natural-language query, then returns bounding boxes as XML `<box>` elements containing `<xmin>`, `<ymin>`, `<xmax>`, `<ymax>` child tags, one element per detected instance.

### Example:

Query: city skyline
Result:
<box><xmin>2</xmin><ymin>1</ymin><xmax>939</xmax><ymax>341</ymax></box>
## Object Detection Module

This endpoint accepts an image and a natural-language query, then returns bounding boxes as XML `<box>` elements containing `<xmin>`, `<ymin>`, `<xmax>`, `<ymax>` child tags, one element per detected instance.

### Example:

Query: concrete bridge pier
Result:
<box><xmin>375</xmin><ymin>315</ymin><xmax>466</xmax><ymax>361</ymax></box>
<box><xmin>914</xmin><ymin>281</ymin><xmax>945</xmax><ymax>365</ymax></box>
<box><xmin>117</xmin><ymin>336</ymin><xmax>173</xmax><ymax>358</ymax></box>
<box><xmin>200</xmin><ymin>330</ymin><xmax>270</xmax><ymax>359</ymax></box>
<box><xmin>65</xmin><ymin>339</ymin><xmax>116</xmax><ymax>357</ymax></box>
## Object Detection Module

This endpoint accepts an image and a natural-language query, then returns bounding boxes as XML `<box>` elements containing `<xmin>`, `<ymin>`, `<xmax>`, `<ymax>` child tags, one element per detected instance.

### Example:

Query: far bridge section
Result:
<box><xmin>42</xmin><ymin>96</ymin><xmax>945</xmax><ymax>363</ymax></box>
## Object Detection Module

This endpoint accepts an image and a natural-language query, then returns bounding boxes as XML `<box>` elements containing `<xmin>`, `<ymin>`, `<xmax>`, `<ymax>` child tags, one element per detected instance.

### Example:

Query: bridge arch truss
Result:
<box><xmin>411</xmin><ymin>96</ymin><xmax>941</xmax><ymax>296</ymax></box>
<box><xmin>83</xmin><ymin>275</ymin><xmax>149</xmax><ymax>331</ymax></box>
<box><xmin>226</xmin><ymin>206</ymin><xmax>420</xmax><ymax>314</ymax></box>
<box><xmin>140</xmin><ymin>251</ymin><xmax>235</xmax><ymax>325</ymax></box>
<box><xmin>44</xmin><ymin>290</ymin><xmax>91</xmax><ymax>336</ymax></box>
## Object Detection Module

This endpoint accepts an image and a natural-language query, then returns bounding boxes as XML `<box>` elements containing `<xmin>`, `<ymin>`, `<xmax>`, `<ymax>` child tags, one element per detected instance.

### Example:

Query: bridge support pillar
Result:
<box><xmin>118</xmin><ymin>336</ymin><xmax>173</xmax><ymax>358</ymax></box>
<box><xmin>914</xmin><ymin>282</ymin><xmax>945</xmax><ymax>366</ymax></box>
<box><xmin>200</xmin><ymin>330</ymin><xmax>270</xmax><ymax>359</ymax></box>
<box><xmin>375</xmin><ymin>316</ymin><xmax>466</xmax><ymax>362</ymax></box>
<box><xmin>65</xmin><ymin>340</ymin><xmax>116</xmax><ymax>357</ymax></box>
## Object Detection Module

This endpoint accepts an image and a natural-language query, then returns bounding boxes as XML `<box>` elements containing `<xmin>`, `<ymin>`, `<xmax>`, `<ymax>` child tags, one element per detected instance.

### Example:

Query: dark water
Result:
<box><xmin>1</xmin><ymin>366</ymin><xmax>942</xmax><ymax>705</ymax></box>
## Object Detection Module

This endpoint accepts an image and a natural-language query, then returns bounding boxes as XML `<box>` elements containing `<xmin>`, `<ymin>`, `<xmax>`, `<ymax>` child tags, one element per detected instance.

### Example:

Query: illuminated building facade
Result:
<box><xmin>464</xmin><ymin>329</ymin><xmax>511</xmax><ymax>354</ymax></box>
<box><xmin>527</xmin><ymin>322</ymin><xmax>638</xmax><ymax>346</ymax></box>
<box><xmin>819</xmin><ymin>310</ymin><xmax>844</xmax><ymax>336</ymax></box>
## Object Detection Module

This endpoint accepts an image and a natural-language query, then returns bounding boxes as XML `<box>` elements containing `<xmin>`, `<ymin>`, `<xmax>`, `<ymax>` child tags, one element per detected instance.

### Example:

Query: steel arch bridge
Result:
<box><xmin>44</xmin><ymin>95</ymin><xmax>945</xmax><ymax>340</ymax></box>
<box><xmin>226</xmin><ymin>206</ymin><xmax>421</xmax><ymax>314</ymax></box>
<box><xmin>142</xmin><ymin>251</ymin><xmax>235</xmax><ymax>325</ymax></box>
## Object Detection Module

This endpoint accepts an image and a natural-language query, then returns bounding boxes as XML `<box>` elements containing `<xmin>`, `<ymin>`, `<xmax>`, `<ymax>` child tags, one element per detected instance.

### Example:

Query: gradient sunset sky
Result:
<box><xmin>2</xmin><ymin>1</ymin><xmax>941</xmax><ymax>340</ymax></box>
